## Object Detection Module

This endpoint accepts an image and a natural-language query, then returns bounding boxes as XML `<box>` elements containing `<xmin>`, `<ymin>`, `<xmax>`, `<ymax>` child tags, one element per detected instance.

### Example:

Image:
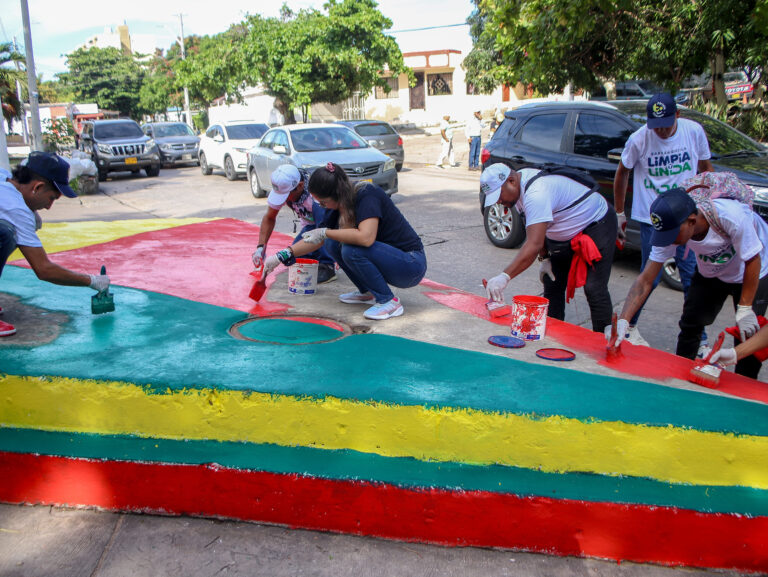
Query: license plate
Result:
<box><xmin>359</xmin><ymin>178</ymin><xmax>372</xmax><ymax>184</ymax></box>
<box><xmin>182</xmin><ymin>154</ymin><xmax>192</xmax><ymax>160</ymax></box>
<box><xmin>126</xmin><ymin>157</ymin><xmax>137</xmax><ymax>164</ymax></box>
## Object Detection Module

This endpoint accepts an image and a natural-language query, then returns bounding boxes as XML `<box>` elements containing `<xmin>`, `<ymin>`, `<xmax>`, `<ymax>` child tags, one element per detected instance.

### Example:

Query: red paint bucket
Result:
<box><xmin>288</xmin><ymin>259</ymin><xmax>319</xmax><ymax>295</ymax></box>
<box><xmin>510</xmin><ymin>295</ymin><xmax>549</xmax><ymax>340</ymax></box>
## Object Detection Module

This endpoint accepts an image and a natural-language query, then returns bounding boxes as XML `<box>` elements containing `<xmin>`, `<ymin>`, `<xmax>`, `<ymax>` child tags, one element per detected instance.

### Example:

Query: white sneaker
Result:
<box><xmin>627</xmin><ymin>326</ymin><xmax>650</xmax><ymax>347</ymax></box>
<box><xmin>364</xmin><ymin>297</ymin><xmax>404</xmax><ymax>320</ymax></box>
<box><xmin>339</xmin><ymin>291</ymin><xmax>376</xmax><ymax>305</ymax></box>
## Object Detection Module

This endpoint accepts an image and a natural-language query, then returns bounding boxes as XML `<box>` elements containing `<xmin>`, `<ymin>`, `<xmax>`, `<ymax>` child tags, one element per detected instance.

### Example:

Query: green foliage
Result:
<box><xmin>688</xmin><ymin>93</ymin><xmax>768</xmax><ymax>142</ymax></box>
<box><xmin>60</xmin><ymin>47</ymin><xmax>144</xmax><ymax>118</ymax></box>
<box><xmin>176</xmin><ymin>0</ymin><xmax>410</xmax><ymax>121</ymax></box>
<box><xmin>0</xmin><ymin>42</ymin><xmax>25</xmax><ymax>128</ymax></box>
<box><xmin>192</xmin><ymin>110</ymin><xmax>208</xmax><ymax>132</ymax></box>
<box><xmin>38</xmin><ymin>78</ymin><xmax>76</xmax><ymax>104</ymax></box>
<box><xmin>42</xmin><ymin>116</ymin><xmax>75</xmax><ymax>153</ymax></box>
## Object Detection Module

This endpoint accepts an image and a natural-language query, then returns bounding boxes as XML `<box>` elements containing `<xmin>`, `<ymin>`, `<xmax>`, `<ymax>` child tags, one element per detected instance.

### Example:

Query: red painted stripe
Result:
<box><xmin>1</xmin><ymin>451</ymin><xmax>766</xmax><ymax>572</ymax></box>
<box><xmin>423</xmin><ymin>290</ymin><xmax>768</xmax><ymax>404</ymax></box>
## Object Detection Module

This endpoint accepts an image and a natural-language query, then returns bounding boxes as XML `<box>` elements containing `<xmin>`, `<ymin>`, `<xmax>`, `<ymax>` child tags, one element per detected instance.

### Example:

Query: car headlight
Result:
<box><xmin>233</xmin><ymin>147</ymin><xmax>248</xmax><ymax>153</ymax></box>
<box><xmin>301</xmin><ymin>164</ymin><xmax>321</xmax><ymax>171</ymax></box>
<box><xmin>751</xmin><ymin>185</ymin><xmax>768</xmax><ymax>203</ymax></box>
<box><xmin>383</xmin><ymin>158</ymin><xmax>396</xmax><ymax>172</ymax></box>
<box><xmin>160</xmin><ymin>143</ymin><xmax>174</xmax><ymax>151</ymax></box>
<box><xmin>145</xmin><ymin>139</ymin><xmax>155</xmax><ymax>149</ymax></box>
<box><xmin>97</xmin><ymin>144</ymin><xmax>113</xmax><ymax>155</ymax></box>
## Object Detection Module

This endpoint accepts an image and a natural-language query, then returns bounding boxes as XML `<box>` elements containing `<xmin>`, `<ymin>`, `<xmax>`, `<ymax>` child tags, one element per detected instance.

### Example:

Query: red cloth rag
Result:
<box><xmin>725</xmin><ymin>315</ymin><xmax>768</xmax><ymax>361</ymax></box>
<box><xmin>566</xmin><ymin>232</ymin><xmax>602</xmax><ymax>303</ymax></box>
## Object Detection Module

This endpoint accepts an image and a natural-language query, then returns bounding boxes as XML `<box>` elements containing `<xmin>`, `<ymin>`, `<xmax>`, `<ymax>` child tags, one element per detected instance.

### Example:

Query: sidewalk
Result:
<box><xmin>401</xmin><ymin>127</ymin><xmax>492</xmax><ymax>169</ymax></box>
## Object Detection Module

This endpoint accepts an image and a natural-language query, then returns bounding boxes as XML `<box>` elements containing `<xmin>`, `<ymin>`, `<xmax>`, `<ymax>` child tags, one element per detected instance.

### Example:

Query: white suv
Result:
<box><xmin>198</xmin><ymin>121</ymin><xmax>269</xmax><ymax>180</ymax></box>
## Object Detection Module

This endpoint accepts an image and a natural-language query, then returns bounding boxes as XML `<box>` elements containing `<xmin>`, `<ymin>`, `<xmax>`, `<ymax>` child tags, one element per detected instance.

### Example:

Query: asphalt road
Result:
<box><xmin>0</xmin><ymin>161</ymin><xmax>754</xmax><ymax>577</ymax></box>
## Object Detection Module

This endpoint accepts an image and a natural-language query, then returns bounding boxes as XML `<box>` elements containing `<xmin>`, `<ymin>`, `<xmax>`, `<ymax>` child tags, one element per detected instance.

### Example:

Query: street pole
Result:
<box><xmin>20</xmin><ymin>0</ymin><xmax>43</xmax><ymax>151</ymax></box>
<box><xmin>0</xmin><ymin>92</ymin><xmax>10</xmax><ymax>171</ymax></box>
<box><xmin>13</xmin><ymin>37</ymin><xmax>29</xmax><ymax>145</ymax></box>
<box><xmin>177</xmin><ymin>13</ymin><xmax>192</xmax><ymax>127</ymax></box>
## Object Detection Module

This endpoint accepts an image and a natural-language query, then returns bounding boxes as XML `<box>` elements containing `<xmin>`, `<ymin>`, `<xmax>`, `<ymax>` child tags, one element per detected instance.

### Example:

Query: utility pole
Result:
<box><xmin>13</xmin><ymin>38</ymin><xmax>29</xmax><ymax>145</ymax></box>
<box><xmin>0</xmin><ymin>92</ymin><xmax>9</xmax><ymax>171</ymax></box>
<box><xmin>177</xmin><ymin>13</ymin><xmax>192</xmax><ymax>127</ymax></box>
<box><xmin>20</xmin><ymin>0</ymin><xmax>43</xmax><ymax>151</ymax></box>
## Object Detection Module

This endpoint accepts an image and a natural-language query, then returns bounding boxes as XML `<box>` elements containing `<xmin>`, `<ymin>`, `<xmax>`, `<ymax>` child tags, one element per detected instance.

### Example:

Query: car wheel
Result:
<box><xmin>200</xmin><ymin>152</ymin><xmax>212</xmax><ymax>175</ymax></box>
<box><xmin>483</xmin><ymin>203</ymin><xmax>525</xmax><ymax>248</ymax></box>
<box><xmin>395</xmin><ymin>162</ymin><xmax>403</xmax><ymax>172</ymax></box>
<box><xmin>224</xmin><ymin>156</ymin><xmax>237</xmax><ymax>181</ymax></box>
<box><xmin>145</xmin><ymin>165</ymin><xmax>160</xmax><ymax>177</ymax></box>
<box><xmin>249</xmin><ymin>169</ymin><xmax>266</xmax><ymax>198</ymax></box>
<box><xmin>661</xmin><ymin>257</ymin><xmax>684</xmax><ymax>292</ymax></box>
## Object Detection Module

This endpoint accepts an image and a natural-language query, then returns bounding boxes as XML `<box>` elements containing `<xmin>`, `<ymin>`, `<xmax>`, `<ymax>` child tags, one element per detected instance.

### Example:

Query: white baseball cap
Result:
<box><xmin>269</xmin><ymin>165</ymin><xmax>301</xmax><ymax>204</ymax></box>
<box><xmin>480</xmin><ymin>163</ymin><xmax>512</xmax><ymax>207</ymax></box>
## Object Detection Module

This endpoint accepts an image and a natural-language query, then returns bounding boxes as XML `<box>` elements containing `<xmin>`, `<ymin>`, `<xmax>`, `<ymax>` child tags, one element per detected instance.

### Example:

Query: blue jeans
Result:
<box><xmin>325</xmin><ymin>239</ymin><xmax>427</xmax><ymax>303</ymax></box>
<box><xmin>0</xmin><ymin>220</ymin><xmax>17</xmax><ymax>278</ymax></box>
<box><xmin>631</xmin><ymin>223</ymin><xmax>702</xmax><ymax>340</ymax></box>
<box><xmin>292</xmin><ymin>203</ymin><xmax>334</xmax><ymax>267</ymax></box>
<box><xmin>468</xmin><ymin>136</ymin><xmax>481</xmax><ymax>168</ymax></box>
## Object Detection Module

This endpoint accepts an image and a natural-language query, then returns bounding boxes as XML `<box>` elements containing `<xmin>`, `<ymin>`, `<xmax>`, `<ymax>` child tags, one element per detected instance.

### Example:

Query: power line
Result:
<box><xmin>387</xmin><ymin>23</ymin><xmax>468</xmax><ymax>33</ymax></box>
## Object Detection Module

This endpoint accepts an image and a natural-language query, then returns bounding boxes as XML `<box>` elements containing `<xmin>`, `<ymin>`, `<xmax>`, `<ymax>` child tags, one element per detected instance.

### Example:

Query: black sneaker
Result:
<box><xmin>317</xmin><ymin>264</ymin><xmax>337</xmax><ymax>284</ymax></box>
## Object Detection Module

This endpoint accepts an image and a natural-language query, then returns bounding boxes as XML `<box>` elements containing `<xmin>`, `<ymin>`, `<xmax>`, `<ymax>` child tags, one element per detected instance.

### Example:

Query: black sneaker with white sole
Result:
<box><xmin>317</xmin><ymin>264</ymin><xmax>337</xmax><ymax>284</ymax></box>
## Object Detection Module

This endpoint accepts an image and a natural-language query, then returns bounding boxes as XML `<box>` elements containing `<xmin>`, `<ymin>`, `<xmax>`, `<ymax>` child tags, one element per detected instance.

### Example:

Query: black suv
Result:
<box><xmin>80</xmin><ymin>119</ymin><xmax>162</xmax><ymax>181</ymax></box>
<box><xmin>480</xmin><ymin>100</ymin><xmax>768</xmax><ymax>286</ymax></box>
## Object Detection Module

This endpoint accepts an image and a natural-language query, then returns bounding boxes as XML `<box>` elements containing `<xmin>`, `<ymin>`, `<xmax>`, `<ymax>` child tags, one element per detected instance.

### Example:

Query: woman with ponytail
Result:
<box><xmin>263</xmin><ymin>162</ymin><xmax>426</xmax><ymax>320</ymax></box>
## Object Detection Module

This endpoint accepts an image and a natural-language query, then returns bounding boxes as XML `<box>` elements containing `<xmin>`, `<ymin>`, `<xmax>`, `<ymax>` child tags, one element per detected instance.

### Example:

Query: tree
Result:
<box><xmin>60</xmin><ymin>47</ymin><xmax>144</xmax><ymax>118</ymax></box>
<box><xmin>177</xmin><ymin>0</ymin><xmax>410</xmax><ymax>122</ymax></box>
<box><xmin>0</xmin><ymin>42</ymin><xmax>25</xmax><ymax>129</ymax></box>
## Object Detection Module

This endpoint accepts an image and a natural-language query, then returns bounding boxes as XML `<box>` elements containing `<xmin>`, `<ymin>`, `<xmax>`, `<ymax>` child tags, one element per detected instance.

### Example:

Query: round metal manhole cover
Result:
<box><xmin>229</xmin><ymin>315</ymin><xmax>352</xmax><ymax>345</ymax></box>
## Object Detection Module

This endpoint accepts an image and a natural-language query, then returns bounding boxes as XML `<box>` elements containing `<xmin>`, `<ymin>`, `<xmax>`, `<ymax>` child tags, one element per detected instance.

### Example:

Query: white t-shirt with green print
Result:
<box><xmin>621</xmin><ymin>118</ymin><xmax>711</xmax><ymax>225</ymax></box>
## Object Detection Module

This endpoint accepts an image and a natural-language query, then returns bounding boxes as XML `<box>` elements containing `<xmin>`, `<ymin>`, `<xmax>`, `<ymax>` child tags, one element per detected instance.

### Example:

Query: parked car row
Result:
<box><xmin>478</xmin><ymin>99</ymin><xmax>768</xmax><ymax>289</ymax></box>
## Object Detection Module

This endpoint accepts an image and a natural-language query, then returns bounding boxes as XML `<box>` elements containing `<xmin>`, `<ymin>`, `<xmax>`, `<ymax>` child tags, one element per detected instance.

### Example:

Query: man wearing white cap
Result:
<box><xmin>481</xmin><ymin>163</ymin><xmax>617</xmax><ymax>333</ymax></box>
<box><xmin>252</xmin><ymin>164</ymin><xmax>336</xmax><ymax>284</ymax></box>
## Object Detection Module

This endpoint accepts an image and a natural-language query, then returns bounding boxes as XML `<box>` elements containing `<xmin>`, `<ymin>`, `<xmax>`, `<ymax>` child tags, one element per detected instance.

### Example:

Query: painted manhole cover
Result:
<box><xmin>229</xmin><ymin>315</ymin><xmax>351</xmax><ymax>345</ymax></box>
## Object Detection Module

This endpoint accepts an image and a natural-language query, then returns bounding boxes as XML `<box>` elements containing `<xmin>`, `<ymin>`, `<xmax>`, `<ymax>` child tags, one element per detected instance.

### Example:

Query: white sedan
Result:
<box><xmin>199</xmin><ymin>121</ymin><xmax>269</xmax><ymax>180</ymax></box>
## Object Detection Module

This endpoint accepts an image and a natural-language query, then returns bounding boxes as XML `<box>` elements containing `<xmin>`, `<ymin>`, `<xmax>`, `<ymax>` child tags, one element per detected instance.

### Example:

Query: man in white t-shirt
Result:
<box><xmin>613</xmin><ymin>93</ymin><xmax>714</xmax><ymax>347</ymax></box>
<box><xmin>251</xmin><ymin>164</ymin><xmax>336</xmax><ymax>284</ymax></box>
<box><xmin>465</xmin><ymin>110</ymin><xmax>483</xmax><ymax>171</ymax></box>
<box><xmin>609</xmin><ymin>188</ymin><xmax>768</xmax><ymax>378</ymax></box>
<box><xmin>0</xmin><ymin>152</ymin><xmax>110</xmax><ymax>337</ymax></box>
<box><xmin>481</xmin><ymin>163</ymin><xmax>618</xmax><ymax>333</ymax></box>
<box><xmin>435</xmin><ymin>115</ymin><xmax>456</xmax><ymax>168</ymax></box>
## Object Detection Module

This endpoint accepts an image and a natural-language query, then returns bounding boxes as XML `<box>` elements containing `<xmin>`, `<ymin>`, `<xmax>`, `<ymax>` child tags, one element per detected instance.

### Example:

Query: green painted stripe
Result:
<box><xmin>4</xmin><ymin>427</ymin><xmax>768</xmax><ymax>517</ymax></box>
<box><xmin>4</xmin><ymin>265</ymin><xmax>768</xmax><ymax>437</ymax></box>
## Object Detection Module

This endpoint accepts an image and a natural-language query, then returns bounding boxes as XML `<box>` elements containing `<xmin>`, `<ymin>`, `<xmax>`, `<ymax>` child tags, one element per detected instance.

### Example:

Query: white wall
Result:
<box><xmin>208</xmin><ymin>90</ymin><xmax>276</xmax><ymax>126</ymax></box>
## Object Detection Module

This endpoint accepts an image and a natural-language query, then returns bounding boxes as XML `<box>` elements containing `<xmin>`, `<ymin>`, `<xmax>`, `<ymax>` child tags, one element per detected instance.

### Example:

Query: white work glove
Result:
<box><xmin>485</xmin><ymin>272</ymin><xmax>510</xmax><ymax>302</ymax></box>
<box><xmin>302</xmin><ymin>227</ymin><xmax>327</xmax><ymax>245</ymax></box>
<box><xmin>89</xmin><ymin>274</ymin><xmax>110</xmax><ymax>292</ymax></box>
<box><xmin>709</xmin><ymin>347</ymin><xmax>738</xmax><ymax>366</ymax></box>
<box><xmin>538</xmin><ymin>258</ymin><xmax>555</xmax><ymax>283</ymax></box>
<box><xmin>735</xmin><ymin>305</ymin><xmax>760</xmax><ymax>341</ymax></box>
<box><xmin>263</xmin><ymin>255</ymin><xmax>281</xmax><ymax>276</ymax></box>
<box><xmin>616</xmin><ymin>212</ymin><xmax>627</xmax><ymax>242</ymax></box>
<box><xmin>604</xmin><ymin>318</ymin><xmax>630</xmax><ymax>347</ymax></box>
<box><xmin>252</xmin><ymin>245</ymin><xmax>265</xmax><ymax>269</ymax></box>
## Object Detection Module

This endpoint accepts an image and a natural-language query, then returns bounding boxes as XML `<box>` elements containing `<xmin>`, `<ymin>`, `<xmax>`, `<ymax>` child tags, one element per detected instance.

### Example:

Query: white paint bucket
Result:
<box><xmin>510</xmin><ymin>295</ymin><xmax>549</xmax><ymax>340</ymax></box>
<box><xmin>288</xmin><ymin>258</ymin><xmax>319</xmax><ymax>295</ymax></box>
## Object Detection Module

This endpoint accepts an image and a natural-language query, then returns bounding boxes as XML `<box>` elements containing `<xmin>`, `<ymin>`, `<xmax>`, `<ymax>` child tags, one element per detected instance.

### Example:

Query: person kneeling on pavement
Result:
<box><xmin>252</xmin><ymin>164</ymin><xmax>336</xmax><ymax>284</ymax></box>
<box><xmin>608</xmin><ymin>187</ymin><xmax>768</xmax><ymax>379</ymax></box>
<box><xmin>262</xmin><ymin>163</ymin><xmax>427</xmax><ymax>321</ymax></box>
<box><xmin>481</xmin><ymin>163</ymin><xmax>617</xmax><ymax>333</ymax></box>
<box><xmin>0</xmin><ymin>152</ymin><xmax>110</xmax><ymax>337</ymax></box>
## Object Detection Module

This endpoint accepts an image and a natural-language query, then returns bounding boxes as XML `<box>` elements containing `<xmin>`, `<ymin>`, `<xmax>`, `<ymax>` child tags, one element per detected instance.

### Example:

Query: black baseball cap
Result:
<box><xmin>24</xmin><ymin>151</ymin><xmax>76</xmax><ymax>198</ymax></box>
<box><xmin>649</xmin><ymin>188</ymin><xmax>697</xmax><ymax>247</ymax></box>
<box><xmin>646</xmin><ymin>93</ymin><xmax>677</xmax><ymax>129</ymax></box>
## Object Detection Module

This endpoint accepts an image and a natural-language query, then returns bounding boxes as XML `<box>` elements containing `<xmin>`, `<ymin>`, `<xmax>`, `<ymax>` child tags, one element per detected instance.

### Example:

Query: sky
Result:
<box><xmin>0</xmin><ymin>0</ymin><xmax>477</xmax><ymax>79</ymax></box>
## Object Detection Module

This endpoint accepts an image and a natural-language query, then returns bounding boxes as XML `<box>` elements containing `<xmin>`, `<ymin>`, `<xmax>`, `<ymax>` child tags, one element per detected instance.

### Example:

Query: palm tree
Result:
<box><xmin>0</xmin><ymin>42</ymin><xmax>26</xmax><ymax>129</ymax></box>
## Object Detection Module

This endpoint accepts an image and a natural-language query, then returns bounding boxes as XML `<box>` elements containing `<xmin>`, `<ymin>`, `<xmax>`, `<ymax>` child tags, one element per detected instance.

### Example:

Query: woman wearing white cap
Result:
<box><xmin>480</xmin><ymin>163</ymin><xmax>617</xmax><ymax>333</ymax></box>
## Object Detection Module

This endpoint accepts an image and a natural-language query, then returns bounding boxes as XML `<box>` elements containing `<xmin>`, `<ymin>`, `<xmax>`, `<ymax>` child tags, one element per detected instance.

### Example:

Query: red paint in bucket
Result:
<box><xmin>510</xmin><ymin>295</ymin><xmax>549</xmax><ymax>340</ymax></box>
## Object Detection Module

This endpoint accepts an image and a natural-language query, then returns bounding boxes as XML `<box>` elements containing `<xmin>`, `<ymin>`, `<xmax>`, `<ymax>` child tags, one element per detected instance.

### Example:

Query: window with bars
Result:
<box><xmin>375</xmin><ymin>77</ymin><xmax>399</xmax><ymax>99</ymax></box>
<box><xmin>427</xmin><ymin>73</ymin><xmax>453</xmax><ymax>96</ymax></box>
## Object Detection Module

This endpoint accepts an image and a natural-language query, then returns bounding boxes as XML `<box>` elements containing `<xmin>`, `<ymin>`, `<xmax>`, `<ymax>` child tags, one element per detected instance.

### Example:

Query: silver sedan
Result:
<box><xmin>246</xmin><ymin>123</ymin><xmax>398</xmax><ymax>198</ymax></box>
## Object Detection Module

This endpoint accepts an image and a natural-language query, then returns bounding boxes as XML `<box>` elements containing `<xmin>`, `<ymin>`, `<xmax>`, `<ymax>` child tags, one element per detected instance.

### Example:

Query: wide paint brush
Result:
<box><xmin>481</xmin><ymin>279</ymin><xmax>511</xmax><ymax>318</ymax></box>
<box><xmin>91</xmin><ymin>265</ymin><xmax>115</xmax><ymax>314</ymax></box>
<box><xmin>249</xmin><ymin>266</ymin><xmax>268</xmax><ymax>302</ymax></box>
<box><xmin>688</xmin><ymin>331</ymin><xmax>725</xmax><ymax>388</ymax></box>
<box><xmin>606</xmin><ymin>312</ymin><xmax>621</xmax><ymax>358</ymax></box>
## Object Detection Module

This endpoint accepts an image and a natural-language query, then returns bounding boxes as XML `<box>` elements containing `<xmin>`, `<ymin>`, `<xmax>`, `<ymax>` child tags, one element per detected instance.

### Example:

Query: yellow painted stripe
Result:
<box><xmin>2</xmin><ymin>374</ymin><xmax>768</xmax><ymax>489</ymax></box>
<box><xmin>9</xmin><ymin>218</ymin><xmax>213</xmax><ymax>260</ymax></box>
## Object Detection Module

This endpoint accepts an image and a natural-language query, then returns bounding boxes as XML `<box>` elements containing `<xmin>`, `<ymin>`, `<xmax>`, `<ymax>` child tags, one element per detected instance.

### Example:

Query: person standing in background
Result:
<box><xmin>465</xmin><ymin>110</ymin><xmax>483</xmax><ymax>171</ymax></box>
<box><xmin>435</xmin><ymin>115</ymin><xmax>456</xmax><ymax>168</ymax></box>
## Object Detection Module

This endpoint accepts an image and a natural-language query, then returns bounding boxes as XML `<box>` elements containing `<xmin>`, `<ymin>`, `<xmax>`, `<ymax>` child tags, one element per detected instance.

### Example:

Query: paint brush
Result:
<box><xmin>606</xmin><ymin>312</ymin><xmax>621</xmax><ymax>359</ymax></box>
<box><xmin>249</xmin><ymin>266</ymin><xmax>268</xmax><ymax>302</ymax></box>
<box><xmin>689</xmin><ymin>331</ymin><xmax>725</xmax><ymax>388</ymax></box>
<box><xmin>482</xmin><ymin>279</ymin><xmax>511</xmax><ymax>318</ymax></box>
<box><xmin>91</xmin><ymin>265</ymin><xmax>115</xmax><ymax>315</ymax></box>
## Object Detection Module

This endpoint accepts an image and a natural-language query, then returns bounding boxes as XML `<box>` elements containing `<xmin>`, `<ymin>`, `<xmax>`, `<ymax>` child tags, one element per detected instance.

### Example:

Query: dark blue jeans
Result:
<box><xmin>292</xmin><ymin>203</ymin><xmax>334</xmax><ymax>267</ymax></box>
<box><xmin>325</xmin><ymin>239</ymin><xmax>427</xmax><ymax>303</ymax></box>
<box><xmin>630</xmin><ymin>222</ymin><xmax>698</xmax><ymax>326</ymax></box>
<box><xmin>0</xmin><ymin>220</ymin><xmax>17</xmax><ymax>278</ymax></box>
<box><xmin>468</xmin><ymin>136</ymin><xmax>481</xmax><ymax>168</ymax></box>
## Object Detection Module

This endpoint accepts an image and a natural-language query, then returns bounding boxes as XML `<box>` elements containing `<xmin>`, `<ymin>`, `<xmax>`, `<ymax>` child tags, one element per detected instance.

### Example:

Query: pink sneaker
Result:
<box><xmin>0</xmin><ymin>320</ymin><xmax>16</xmax><ymax>337</ymax></box>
